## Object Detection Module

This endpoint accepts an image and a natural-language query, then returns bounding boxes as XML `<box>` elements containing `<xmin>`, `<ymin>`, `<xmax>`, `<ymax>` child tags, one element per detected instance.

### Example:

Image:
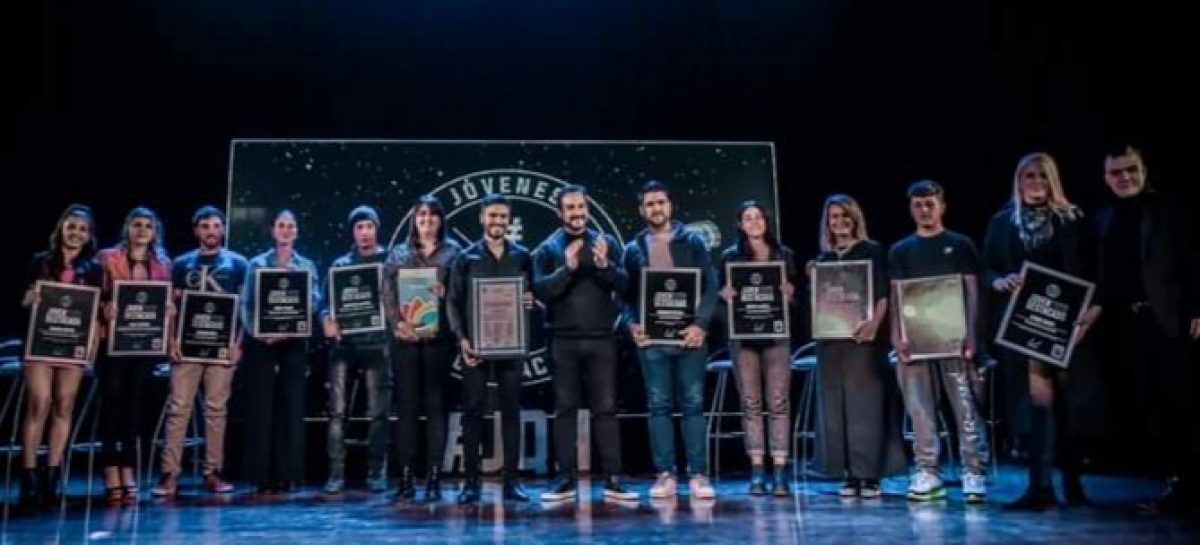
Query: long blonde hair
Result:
<box><xmin>1009</xmin><ymin>152</ymin><xmax>1079</xmax><ymax>225</ymax></box>
<box><xmin>818</xmin><ymin>194</ymin><xmax>869</xmax><ymax>253</ymax></box>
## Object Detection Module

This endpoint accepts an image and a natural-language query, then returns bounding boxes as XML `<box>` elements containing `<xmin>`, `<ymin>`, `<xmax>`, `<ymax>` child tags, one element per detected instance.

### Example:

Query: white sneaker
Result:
<box><xmin>906</xmin><ymin>470</ymin><xmax>946</xmax><ymax>501</ymax></box>
<box><xmin>649</xmin><ymin>472</ymin><xmax>677</xmax><ymax>498</ymax></box>
<box><xmin>961</xmin><ymin>472</ymin><xmax>987</xmax><ymax>503</ymax></box>
<box><xmin>689</xmin><ymin>474</ymin><xmax>717</xmax><ymax>500</ymax></box>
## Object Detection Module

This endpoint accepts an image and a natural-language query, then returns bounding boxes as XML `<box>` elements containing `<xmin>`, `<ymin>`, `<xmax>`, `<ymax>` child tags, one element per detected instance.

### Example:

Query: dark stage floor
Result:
<box><xmin>2</xmin><ymin>466</ymin><xmax>1197</xmax><ymax>544</ymax></box>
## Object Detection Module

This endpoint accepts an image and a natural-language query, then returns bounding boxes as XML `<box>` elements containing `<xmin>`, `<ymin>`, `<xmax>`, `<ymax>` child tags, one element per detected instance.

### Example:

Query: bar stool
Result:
<box><xmin>0</xmin><ymin>344</ymin><xmax>102</xmax><ymax>506</ymax></box>
<box><xmin>789</xmin><ymin>342</ymin><xmax>817</xmax><ymax>481</ymax></box>
<box><xmin>1</xmin><ymin>353</ymin><xmax>27</xmax><ymax>498</ymax></box>
<box><xmin>703</xmin><ymin>347</ymin><xmax>740</xmax><ymax>480</ymax></box>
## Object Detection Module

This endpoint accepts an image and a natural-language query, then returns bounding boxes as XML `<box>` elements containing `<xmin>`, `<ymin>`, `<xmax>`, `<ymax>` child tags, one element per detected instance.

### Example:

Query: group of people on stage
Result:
<box><xmin>14</xmin><ymin>144</ymin><xmax>1197</xmax><ymax>513</ymax></box>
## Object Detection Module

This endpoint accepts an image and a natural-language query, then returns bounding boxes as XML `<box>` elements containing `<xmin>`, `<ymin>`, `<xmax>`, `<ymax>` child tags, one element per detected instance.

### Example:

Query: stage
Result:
<box><xmin>2</xmin><ymin>466</ymin><xmax>1196</xmax><ymax>544</ymax></box>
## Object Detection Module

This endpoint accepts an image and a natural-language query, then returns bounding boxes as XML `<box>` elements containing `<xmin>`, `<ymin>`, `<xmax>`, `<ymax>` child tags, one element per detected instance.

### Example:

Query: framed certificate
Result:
<box><xmin>811</xmin><ymin>260</ymin><xmax>873</xmax><ymax>340</ymax></box>
<box><xmin>895</xmin><ymin>274</ymin><xmax>966</xmax><ymax>361</ymax></box>
<box><xmin>253</xmin><ymin>268</ymin><xmax>312</xmax><ymax>338</ymax></box>
<box><xmin>726</xmin><ymin>261</ymin><xmax>790</xmax><ymax>340</ymax></box>
<box><xmin>24</xmin><ymin>281</ymin><xmax>100</xmax><ymax>366</ymax></box>
<box><xmin>108</xmin><ymin>280</ymin><xmax>171</xmax><ymax>356</ymax></box>
<box><xmin>328</xmin><ymin>263</ymin><xmax>385</xmax><ymax>335</ymax></box>
<box><xmin>640</xmin><ymin>268</ymin><xmax>701</xmax><ymax>346</ymax></box>
<box><xmin>470</xmin><ymin>276</ymin><xmax>526</xmax><ymax>358</ymax></box>
<box><xmin>178</xmin><ymin>291</ymin><xmax>239</xmax><ymax>365</ymax></box>
<box><xmin>397</xmin><ymin>267</ymin><xmax>440</xmax><ymax>338</ymax></box>
<box><xmin>995</xmin><ymin>261</ymin><xmax>1095</xmax><ymax>368</ymax></box>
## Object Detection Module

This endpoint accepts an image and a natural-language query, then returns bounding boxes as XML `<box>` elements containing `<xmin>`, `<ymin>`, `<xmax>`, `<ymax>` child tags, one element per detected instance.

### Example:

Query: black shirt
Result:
<box><xmin>532</xmin><ymin>228</ymin><xmax>628</xmax><ymax>338</ymax></box>
<box><xmin>888</xmin><ymin>230</ymin><xmax>982</xmax><ymax>281</ymax></box>
<box><xmin>446</xmin><ymin>239</ymin><xmax>534</xmax><ymax>344</ymax></box>
<box><xmin>1104</xmin><ymin>196</ymin><xmax>1147</xmax><ymax>305</ymax></box>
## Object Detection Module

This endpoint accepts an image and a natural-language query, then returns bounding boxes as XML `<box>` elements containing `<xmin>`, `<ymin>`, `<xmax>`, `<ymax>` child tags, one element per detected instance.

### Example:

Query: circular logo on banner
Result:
<box><xmin>664</xmin><ymin>278</ymin><xmax>677</xmax><ymax>292</ymax></box>
<box><xmin>750</xmin><ymin>272</ymin><xmax>763</xmax><ymax>286</ymax></box>
<box><xmin>278</xmin><ymin>277</ymin><xmax>290</xmax><ymax>290</ymax></box>
<box><xmin>389</xmin><ymin>169</ymin><xmax>624</xmax><ymax>387</ymax></box>
<box><xmin>204</xmin><ymin>302</ymin><xmax>216</xmax><ymax>314</ymax></box>
<box><xmin>135</xmin><ymin>291</ymin><xmax>149</xmax><ymax>305</ymax></box>
<box><xmin>59</xmin><ymin>295</ymin><xmax>72</xmax><ymax>308</ymax></box>
<box><xmin>349</xmin><ymin>274</ymin><xmax>362</xmax><ymax>287</ymax></box>
<box><xmin>686</xmin><ymin>219</ymin><xmax>722</xmax><ymax>251</ymax></box>
<box><xmin>1045</xmin><ymin>283</ymin><xmax>1061</xmax><ymax>299</ymax></box>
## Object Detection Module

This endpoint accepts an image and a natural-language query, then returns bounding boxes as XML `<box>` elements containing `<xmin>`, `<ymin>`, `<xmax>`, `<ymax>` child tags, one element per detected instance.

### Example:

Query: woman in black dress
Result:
<box><xmin>985</xmin><ymin>152</ymin><xmax>1099</xmax><ymax>509</ymax></box>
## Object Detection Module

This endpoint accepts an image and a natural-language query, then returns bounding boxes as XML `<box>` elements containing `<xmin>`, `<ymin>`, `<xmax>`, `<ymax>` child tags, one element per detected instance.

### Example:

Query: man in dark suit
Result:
<box><xmin>1093</xmin><ymin>145</ymin><xmax>1199</xmax><ymax>511</ymax></box>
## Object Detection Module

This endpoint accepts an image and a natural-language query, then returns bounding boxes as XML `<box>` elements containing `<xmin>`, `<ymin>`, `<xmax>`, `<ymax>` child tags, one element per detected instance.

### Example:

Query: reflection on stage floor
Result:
<box><xmin>2</xmin><ymin>467</ymin><xmax>1197</xmax><ymax>544</ymax></box>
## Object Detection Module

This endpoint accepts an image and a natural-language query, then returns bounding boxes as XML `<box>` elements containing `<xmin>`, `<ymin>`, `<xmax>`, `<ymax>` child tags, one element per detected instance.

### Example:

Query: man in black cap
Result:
<box><xmin>321</xmin><ymin>205</ymin><xmax>393</xmax><ymax>494</ymax></box>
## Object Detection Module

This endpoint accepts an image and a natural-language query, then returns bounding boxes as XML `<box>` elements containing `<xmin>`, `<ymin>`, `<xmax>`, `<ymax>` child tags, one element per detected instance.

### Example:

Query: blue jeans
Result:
<box><xmin>639</xmin><ymin>346</ymin><xmax>708</xmax><ymax>475</ymax></box>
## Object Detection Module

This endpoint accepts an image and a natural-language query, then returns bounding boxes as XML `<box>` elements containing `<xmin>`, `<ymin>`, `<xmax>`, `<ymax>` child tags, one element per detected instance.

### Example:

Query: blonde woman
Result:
<box><xmin>811</xmin><ymin>194</ymin><xmax>905</xmax><ymax>498</ymax></box>
<box><xmin>983</xmin><ymin>153</ymin><xmax>1098</xmax><ymax>509</ymax></box>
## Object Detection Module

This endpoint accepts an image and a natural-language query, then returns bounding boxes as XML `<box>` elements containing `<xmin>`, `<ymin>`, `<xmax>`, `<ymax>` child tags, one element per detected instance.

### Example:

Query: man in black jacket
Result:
<box><xmin>622</xmin><ymin>180</ymin><xmax>720</xmax><ymax>500</ymax></box>
<box><xmin>1093</xmin><ymin>145</ymin><xmax>1200</xmax><ymax>511</ymax></box>
<box><xmin>446</xmin><ymin>193</ymin><xmax>534</xmax><ymax>504</ymax></box>
<box><xmin>533</xmin><ymin>185</ymin><xmax>637</xmax><ymax>502</ymax></box>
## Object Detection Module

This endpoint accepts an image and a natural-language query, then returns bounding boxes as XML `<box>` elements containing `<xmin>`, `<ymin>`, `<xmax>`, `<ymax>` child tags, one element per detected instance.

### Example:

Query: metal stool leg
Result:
<box><xmin>3</xmin><ymin>382</ymin><xmax>27</xmax><ymax>501</ymax></box>
<box><xmin>705</xmin><ymin>365</ymin><xmax>736</xmax><ymax>481</ymax></box>
<box><xmin>988</xmin><ymin>370</ymin><xmax>999</xmax><ymax>478</ymax></box>
<box><xmin>81</xmin><ymin>393</ymin><xmax>102</xmax><ymax>505</ymax></box>
<box><xmin>798</xmin><ymin>369</ymin><xmax>816</xmax><ymax>482</ymax></box>
<box><xmin>60</xmin><ymin>374</ymin><xmax>99</xmax><ymax>503</ymax></box>
<box><xmin>145</xmin><ymin>394</ymin><xmax>171</xmax><ymax>485</ymax></box>
<box><xmin>704</xmin><ymin>368</ymin><xmax>719</xmax><ymax>478</ymax></box>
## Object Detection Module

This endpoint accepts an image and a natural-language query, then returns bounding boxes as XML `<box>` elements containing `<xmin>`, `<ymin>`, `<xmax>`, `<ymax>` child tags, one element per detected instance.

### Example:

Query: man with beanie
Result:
<box><xmin>321</xmin><ymin>205</ymin><xmax>393</xmax><ymax>494</ymax></box>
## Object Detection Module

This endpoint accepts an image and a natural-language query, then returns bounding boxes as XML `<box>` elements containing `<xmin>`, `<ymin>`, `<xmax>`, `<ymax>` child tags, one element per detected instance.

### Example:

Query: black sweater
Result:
<box><xmin>532</xmin><ymin>228</ymin><xmax>628</xmax><ymax>338</ymax></box>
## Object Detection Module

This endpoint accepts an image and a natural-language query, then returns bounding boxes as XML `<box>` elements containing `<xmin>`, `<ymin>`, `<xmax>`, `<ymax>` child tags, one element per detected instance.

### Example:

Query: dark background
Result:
<box><xmin>4</xmin><ymin>1</ymin><xmax>1190</xmax><ymax>324</ymax></box>
<box><xmin>2</xmin><ymin>1</ymin><xmax>1191</xmax><ymax>478</ymax></box>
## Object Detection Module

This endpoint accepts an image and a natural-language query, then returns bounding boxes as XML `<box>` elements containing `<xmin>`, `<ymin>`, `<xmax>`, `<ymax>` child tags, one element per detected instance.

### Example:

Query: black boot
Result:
<box><xmin>424</xmin><ymin>466</ymin><xmax>442</xmax><ymax>503</ymax></box>
<box><xmin>747</xmin><ymin>465</ymin><xmax>767</xmax><ymax>496</ymax></box>
<box><xmin>1057</xmin><ymin>421</ymin><xmax>1089</xmax><ymax>507</ymax></box>
<box><xmin>1006</xmin><ymin>456</ymin><xmax>1057</xmax><ymax>511</ymax></box>
<box><xmin>457</xmin><ymin>475</ymin><xmax>481</xmax><ymax>504</ymax></box>
<box><xmin>41</xmin><ymin>466</ymin><xmax>63</xmax><ymax>508</ymax></box>
<box><xmin>393</xmin><ymin>467</ymin><xmax>416</xmax><ymax>502</ymax></box>
<box><xmin>1009</xmin><ymin>403</ymin><xmax>1057</xmax><ymax>511</ymax></box>
<box><xmin>1061</xmin><ymin>471</ymin><xmax>1090</xmax><ymax>507</ymax></box>
<box><xmin>18</xmin><ymin>468</ymin><xmax>42</xmax><ymax>511</ymax></box>
<box><xmin>770</xmin><ymin>463</ymin><xmax>790</xmax><ymax>497</ymax></box>
<box><xmin>502</xmin><ymin>472</ymin><xmax>530</xmax><ymax>502</ymax></box>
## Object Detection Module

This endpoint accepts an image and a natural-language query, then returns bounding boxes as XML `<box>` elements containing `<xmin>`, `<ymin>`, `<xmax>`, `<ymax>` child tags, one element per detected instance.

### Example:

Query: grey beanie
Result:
<box><xmin>347</xmin><ymin>205</ymin><xmax>380</xmax><ymax>230</ymax></box>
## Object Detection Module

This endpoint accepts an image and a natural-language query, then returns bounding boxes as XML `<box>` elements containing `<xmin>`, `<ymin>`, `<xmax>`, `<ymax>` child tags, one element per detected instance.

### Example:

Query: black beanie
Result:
<box><xmin>348</xmin><ymin>205</ymin><xmax>380</xmax><ymax>230</ymax></box>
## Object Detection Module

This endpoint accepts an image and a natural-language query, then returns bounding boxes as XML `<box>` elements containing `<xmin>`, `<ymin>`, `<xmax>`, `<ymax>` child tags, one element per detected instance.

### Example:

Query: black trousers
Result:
<box><xmin>393</xmin><ymin>337</ymin><xmax>451</xmax><ymax>473</ymax></box>
<box><xmin>1113</xmin><ymin>305</ymin><xmax>1198</xmax><ymax>480</ymax></box>
<box><xmin>97</xmin><ymin>355</ymin><xmax>154</xmax><ymax>468</ymax></box>
<box><xmin>241</xmin><ymin>338</ymin><xmax>308</xmax><ymax>486</ymax></box>
<box><xmin>550</xmin><ymin>337</ymin><xmax>622</xmax><ymax>476</ymax></box>
<box><xmin>461</xmin><ymin>358</ymin><xmax>522</xmax><ymax>478</ymax></box>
